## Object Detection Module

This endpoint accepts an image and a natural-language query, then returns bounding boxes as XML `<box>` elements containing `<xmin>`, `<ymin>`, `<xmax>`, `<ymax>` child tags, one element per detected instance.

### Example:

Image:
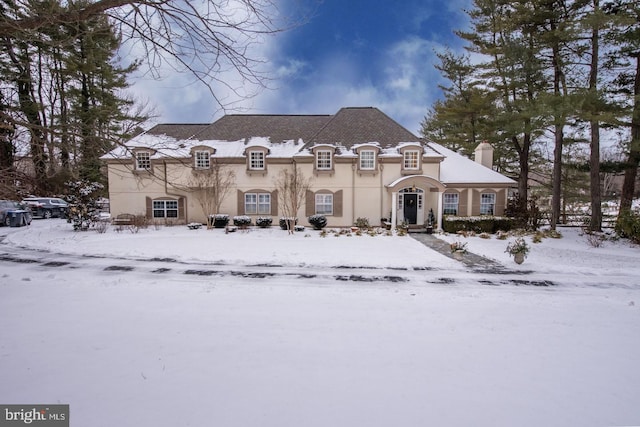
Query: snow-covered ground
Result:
<box><xmin>1</xmin><ymin>220</ymin><xmax>639</xmax><ymax>427</ymax></box>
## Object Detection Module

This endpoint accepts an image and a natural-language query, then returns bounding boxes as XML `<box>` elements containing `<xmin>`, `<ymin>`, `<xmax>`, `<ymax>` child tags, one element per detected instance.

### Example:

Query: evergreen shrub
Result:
<box><xmin>308</xmin><ymin>214</ymin><xmax>327</xmax><ymax>230</ymax></box>
<box><xmin>279</xmin><ymin>217</ymin><xmax>297</xmax><ymax>230</ymax></box>
<box><xmin>443</xmin><ymin>216</ymin><xmax>514</xmax><ymax>234</ymax></box>
<box><xmin>256</xmin><ymin>217</ymin><xmax>272</xmax><ymax>228</ymax></box>
<box><xmin>616</xmin><ymin>209</ymin><xmax>640</xmax><ymax>243</ymax></box>
<box><xmin>233</xmin><ymin>215</ymin><xmax>251</xmax><ymax>227</ymax></box>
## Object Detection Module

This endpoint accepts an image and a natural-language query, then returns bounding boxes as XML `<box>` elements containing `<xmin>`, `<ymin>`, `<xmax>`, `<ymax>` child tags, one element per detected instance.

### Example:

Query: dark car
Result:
<box><xmin>22</xmin><ymin>197</ymin><xmax>69</xmax><ymax>219</ymax></box>
<box><xmin>0</xmin><ymin>200</ymin><xmax>33</xmax><ymax>226</ymax></box>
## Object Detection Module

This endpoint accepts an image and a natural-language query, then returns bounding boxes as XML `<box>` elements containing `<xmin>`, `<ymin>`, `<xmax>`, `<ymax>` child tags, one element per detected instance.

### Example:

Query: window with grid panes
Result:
<box><xmin>403</xmin><ymin>150</ymin><xmax>419</xmax><ymax>169</ymax></box>
<box><xmin>194</xmin><ymin>151</ymin><xmax>210</xmax><ymax>169</ymax></box>
<box><xmin>135</xmin><ymin>152</ymin><xmax>151</xmax><ymax>170</ymax></box>
<box><xmin>359</xmin><ymin>150</ymin><xmax>375</xmax><ymax>170</ymax></box>
<box><xmin>480</xmin><ymin>193</ymin><xmax>496</xmax><ymax>215</ymax></box>
<box><xmin>443</xmin><ymin>193</ymin><xmax>459</xmax><ymax>215</ymax></box>
<box><xmin>153</xmin><ymin>200</ymin><xmax>178</xmax><ymax>218</ymax></box>
<box><xmin>315</xmin><ymin>193</ymin><xmax>333</xmax><ymax>215</ymax></box>
<box><xmin>316</xmin><ymin>150</ymin><xmax>332</xmax><ymax>170</ymax></box>
<box><xmin>249</xmin><ymin>151</ymin><xmax>265</xmax><ymax>170</ymax></box>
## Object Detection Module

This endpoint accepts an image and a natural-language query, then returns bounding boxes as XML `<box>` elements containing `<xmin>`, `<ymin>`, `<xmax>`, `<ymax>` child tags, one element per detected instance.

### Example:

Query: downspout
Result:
<box><xmin>163</xmin><ymin>160</ymin><xmax>188</xmax><ymax>222</ymax></box>
<box><xmin>351</xmin><ymin>159</ymin><xmax>356</xmax><ymax>226</ymax></box>
<box><xmin>379</xmin><ymin>159</ymin><xmax>384</xmax><ymax>223</ymax></box>
<box><xmin>292</xmin><ymin>157</ymin><xmax>297</xmax><ymax>220</ymax></box>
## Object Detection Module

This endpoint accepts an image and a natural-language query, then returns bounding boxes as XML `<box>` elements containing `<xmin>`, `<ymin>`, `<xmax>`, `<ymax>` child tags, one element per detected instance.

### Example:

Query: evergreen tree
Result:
<box><xmin>603</xmin><ymin>0</ymin><xmax>640</xmax><ymax>217</ymax></box>
<box><xmin>456</xmin><ymin>0</ymin><xmax>549</xmax><ymax>212</ymax></box>
<box><xmin>0</xmin><ymin>0</ymin><xmax>146</xmax><ymax>195</ymax></box>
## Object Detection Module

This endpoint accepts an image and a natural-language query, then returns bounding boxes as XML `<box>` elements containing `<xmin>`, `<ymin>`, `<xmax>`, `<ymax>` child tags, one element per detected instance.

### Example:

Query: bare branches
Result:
<box><xmin>274</xmin><ymin>166</ymin><xmax>311</xmax><ymax>234</ymax></box>
<box><xmin>2</xmin><ymin>0</ymin><xmax>288</xmax><ymax>111</ymax></box>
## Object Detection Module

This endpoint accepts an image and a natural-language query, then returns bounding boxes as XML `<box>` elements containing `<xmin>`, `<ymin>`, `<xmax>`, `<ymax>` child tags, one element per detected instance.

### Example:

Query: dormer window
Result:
<box><xmin>403</xmin><ymin>150</ymin><xmax>420</xmax><ymax>170</ymax></box>
<box><xmin>316</xmin><ymin>150</ymin><xmax>332</xmax><ymax>170</ymax></box>
<box><xmin>135</xmin><ymin>151</ymin><xmax>151</xmax><ymax>170</ymax></box>
<box><xmin>249</xmin><ymin>151</ymin><xmax>265</xmax><ymax>170</ymax></box>
<box><xmin>194</xmin><ymin>150</ymin><xmax>211</xmax><ymax>169</ymax></box>
<box><xmin>359</xmin><ymin>150</ymin><xmax>376</xmax><ymax>170</ymax></box>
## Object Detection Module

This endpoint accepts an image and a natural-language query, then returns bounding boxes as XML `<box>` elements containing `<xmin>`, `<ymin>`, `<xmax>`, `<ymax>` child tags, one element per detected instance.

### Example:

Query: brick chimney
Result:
<box><xmin>474</xmin><ymin>141</ymin><xmax>493</xmax><ymax>169</ymax></box>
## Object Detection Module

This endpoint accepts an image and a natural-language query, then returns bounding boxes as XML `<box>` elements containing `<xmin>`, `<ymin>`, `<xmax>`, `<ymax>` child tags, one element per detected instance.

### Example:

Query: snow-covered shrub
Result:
<box><xmin>496</xmin><ymin>230</ymin><xmax>509</xmax><ymax>240</ymax></box>
<box><xmin>233</xmin><ymin>215</ymin><xmax>251</xmax><ymax>228</ymax></box>
<box><xmin>65</xmin><ymin>179</ymin><xmax>104</xmax><ymax>232</ymax></box>
<box><xmin>308</xmin><ymin>214</ymin><xmax>327</xmax><ymax>230</ymax></box>
<box><xmin>479</xmin><ymin>232</ymin><xmax>491</xmax><ymax>239</ymax></box>
<box><xmin>256</xmin><ymin>217</ymin><xmax>272</xmax><ymax>228</ymax></box>
<box><xmin>279</xmin><ymin>217</ymin><xmax>297</xmax><ymax>230</ymax></box>
<box><xmin>211</xmin><ymin>214</ymin><xmax>229</xmax><ymax>228</ymax></box>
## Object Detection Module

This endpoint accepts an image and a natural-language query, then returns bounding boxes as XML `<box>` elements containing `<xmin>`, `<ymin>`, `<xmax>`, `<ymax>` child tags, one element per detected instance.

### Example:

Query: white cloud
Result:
<box><xmin>121</xmin><ymin>1</ymin><xmax>475</xmax><ymax>135</ymax></box>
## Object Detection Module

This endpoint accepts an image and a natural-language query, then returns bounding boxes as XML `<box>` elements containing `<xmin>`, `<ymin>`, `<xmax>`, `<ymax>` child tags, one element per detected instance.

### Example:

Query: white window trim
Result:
<box><xmin>359</xmin><ymin>150</ymin><xmax>376</xmax><ymax>170</ymax></box>
<box><xmin>316</xmin><ymin>150</ymin><xmax>333</xmax><ymax>170</ymax></box>
<box><xmin>249</xmin><ymin>151</ymin><xmax>265</xmax><ymax>170</ymax></box>
<box><xmin>480</xmin><ymin>193</ymin><xmax>496</xmax><ymax>215</ymax></box>
<box><xmin>315</xmin><ymin>193</ymin><xmax>333</xmax><ymax>215</ymax></box>
<box><xmin>403</xmin><ymin>150</ymin><xmax>420</xmax><ymax>170</ymax></box>
<box><xmin>194</xmin><ymin>150</ymin><xmax>211</xmax><ymax>169</ymax></box>
<box><xmin>245</xmin><ymin>192</ymin><xmax>271</xmax><ymax>215</ymax></box>
<box><xmin>135</xmin><ymin>151</ymin><xmax>151</xmax><ymax>170</ymax></box>
<box><xmin>443</xmin><ymin>193</ymin><xmax>459</xmax><ymax>215</ymax></box>
<box><xmin>153</xmin><ymin>200</ymin><xmax>178</xmax><ymax>218</ymax></box>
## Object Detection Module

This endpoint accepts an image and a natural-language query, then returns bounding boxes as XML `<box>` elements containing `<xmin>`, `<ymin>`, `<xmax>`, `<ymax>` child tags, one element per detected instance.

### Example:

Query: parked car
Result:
<box><xmin>0</xmin><ymin>200</ymin><xmax>33</xmax><ymax>226</ymax></box>
<box><xmin>22</xmin><ymin>197</ymin><xmax>69</xmax><ymax>219</ymax></box>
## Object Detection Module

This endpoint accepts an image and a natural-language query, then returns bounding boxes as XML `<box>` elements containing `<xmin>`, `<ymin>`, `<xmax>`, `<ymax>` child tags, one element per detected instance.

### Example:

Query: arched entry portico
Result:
<box><xmin>386</xmin><ymin>175</ymin><xmax>446</xmax><ymax>230</ymax></box>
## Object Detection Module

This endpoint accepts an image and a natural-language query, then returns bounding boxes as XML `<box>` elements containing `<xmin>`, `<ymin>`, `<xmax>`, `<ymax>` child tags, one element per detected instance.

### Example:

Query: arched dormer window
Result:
<box><xmin>132</xmin><ymin>147</ymin><xmax>157</xmax><ymax>173</ymax></box>
<box><xmin>399</xmin><ymin>144</ymin><xmax>423</xmax><ymax>175</ymax></box>
<box><xmin>354</xmin><ymin>144</ymin><xmax>380</xmax><ymax>174</ymax></box>
<box><xmin>244</xmin><ymin>146</ymin><xmax>270</xmax><ymax>174</ymax></box>
<box><xmin>311</xmin><ymin>145</ymin><xmax>336</xmax><ymax>174</ymax></box>
<box><xmin>190</xmin><ymin>146</ymin><xmax>215</xmax><ymax>170</ymax></box>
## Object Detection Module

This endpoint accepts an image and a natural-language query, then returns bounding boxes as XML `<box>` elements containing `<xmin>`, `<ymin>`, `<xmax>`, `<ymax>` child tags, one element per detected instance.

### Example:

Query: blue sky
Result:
<box><xmin>128</xmin><ymin>0</ymin><xmax>472</xmax><ymax>135</ymax></box>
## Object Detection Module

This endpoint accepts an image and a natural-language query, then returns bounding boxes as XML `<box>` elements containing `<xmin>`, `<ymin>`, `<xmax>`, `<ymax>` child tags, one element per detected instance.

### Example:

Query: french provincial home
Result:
<box><xmin>102</xmin><ymin>107</ymin><xmax>515</xmax><ymax>229</ymax></box>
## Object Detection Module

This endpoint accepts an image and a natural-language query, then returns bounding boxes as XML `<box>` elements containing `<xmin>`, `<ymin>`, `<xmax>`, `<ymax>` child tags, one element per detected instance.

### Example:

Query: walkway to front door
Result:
<box><xmin>410</xmin><ymin>233</ymin><xmax>503</xmax><ymax>271</ymax></box>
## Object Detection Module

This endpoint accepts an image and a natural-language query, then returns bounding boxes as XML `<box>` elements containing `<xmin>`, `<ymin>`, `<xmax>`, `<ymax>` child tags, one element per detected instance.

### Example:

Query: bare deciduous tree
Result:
<box><xmin>274</xmin><ymin>166</ymin><xmax>311</xmax><ymax>234</ymax></box>
<box><xmin>185</xmin><ymin>162</ymin><xmax>236</xmax><ymax>229</ymax></box>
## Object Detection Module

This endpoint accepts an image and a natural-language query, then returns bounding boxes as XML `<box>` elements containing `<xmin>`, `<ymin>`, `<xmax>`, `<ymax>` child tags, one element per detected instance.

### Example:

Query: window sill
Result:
<box><xmin>133</xmin><ymin>169</ymin><xmax>152</xmax><ymax>175</ymax></box>
<box><xmin>246</xmin><ymin>169</ymin><xmax>268</xmax><ymax>176</ymax></box>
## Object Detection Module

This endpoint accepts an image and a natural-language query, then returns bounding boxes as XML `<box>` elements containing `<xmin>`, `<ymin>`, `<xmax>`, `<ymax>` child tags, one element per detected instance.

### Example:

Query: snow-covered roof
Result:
<box><xmin>101</xmin><ymin>108</ymin><xmax>514</xmax><ymax>187</ymax></box>
<box><xmin>102</xmin><ymin>107</ymin><xmax>425</xmax><ymax>161</ymax></box>
<box><xmin>429</xmin><ymin>142</ymin><xmax>516</xmax><ymax>185</ymax></box>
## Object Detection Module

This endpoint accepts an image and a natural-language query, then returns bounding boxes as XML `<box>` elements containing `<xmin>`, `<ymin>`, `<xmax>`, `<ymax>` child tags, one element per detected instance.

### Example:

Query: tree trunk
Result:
<box><xmin>619</xmin><ymin>55</ymin><xmax>640</xmax><ymax>215</ymax></box>
<box><xmin>551</xmin><ymin>125</ymin><xmax>563</xmax><ymax>230</ymax></box>
<box><xmin>515</xmin><ymin>134</ymin><xmax>530</xmax><ymax>214</ymax></box>
<box><xmin>589</xmin><ymin>0</ymin><xmax>602</xmax><ymax>232</ymax></box>
<box><xmin>590</xmin><ymin>120</ymin><xmax>602</xmax><ymax>231</ymax></box>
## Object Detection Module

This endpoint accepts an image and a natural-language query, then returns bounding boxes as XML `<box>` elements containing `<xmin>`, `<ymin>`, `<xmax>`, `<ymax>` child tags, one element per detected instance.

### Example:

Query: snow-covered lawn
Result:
<box><xmin>1</xmin><ymin>220</ymin><xmax>639</xmax><ymax>427</ymax></box>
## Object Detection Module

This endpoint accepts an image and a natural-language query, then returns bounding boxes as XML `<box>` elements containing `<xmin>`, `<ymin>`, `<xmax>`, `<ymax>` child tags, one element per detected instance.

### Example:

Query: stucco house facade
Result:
<box><xmin>102</xmin><ymin>107</ymin><xmax>515</xmax><ymax>229</ymax></box>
